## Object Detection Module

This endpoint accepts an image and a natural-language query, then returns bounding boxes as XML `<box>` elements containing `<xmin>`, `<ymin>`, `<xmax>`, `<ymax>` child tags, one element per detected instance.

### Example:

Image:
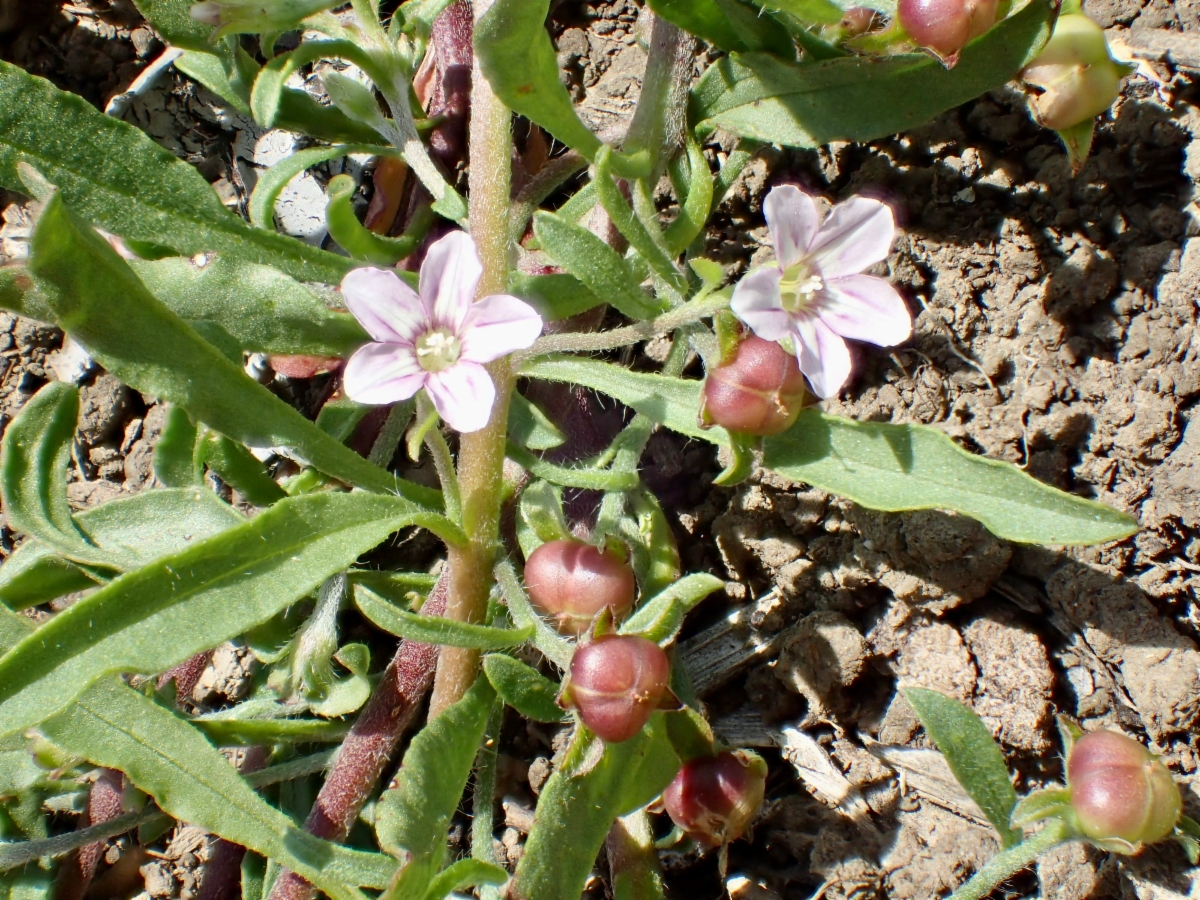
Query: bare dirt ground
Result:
<box><xmin>1</xmin><ymin>1</ymin><xmax>1199</xmax><ymax>898</ymax></box>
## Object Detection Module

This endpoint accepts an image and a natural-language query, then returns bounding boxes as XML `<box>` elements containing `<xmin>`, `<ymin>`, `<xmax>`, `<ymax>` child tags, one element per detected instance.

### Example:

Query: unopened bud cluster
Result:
<box><xmin>1067</xmin><ymin>730</ymin><xmax>1181</xmax><ymax>851</ymax></box>
<box><xmin>1021</xmin><ymin>13</ymin><xmax>1129</xmax><ymax>132</ymax></box>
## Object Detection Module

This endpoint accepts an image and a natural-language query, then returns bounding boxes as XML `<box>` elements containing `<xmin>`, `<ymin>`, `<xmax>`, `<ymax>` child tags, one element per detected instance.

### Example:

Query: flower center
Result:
<box><xmin>414</xmin><ymin>328</ymin><xmax>462</xmax><ymax>373</ymax></box>
<box><xmin>778</xmin><ymin>260</ymin><xmax>824</xmax><ymax>314</ymax></box>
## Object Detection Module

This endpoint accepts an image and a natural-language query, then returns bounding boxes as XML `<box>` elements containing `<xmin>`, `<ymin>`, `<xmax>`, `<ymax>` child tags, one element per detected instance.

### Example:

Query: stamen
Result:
<box><xmin>415</xmin><ymin>328</ymin><xmax>462</xmax><ymax>373</ymax></box>
<box><xmin>778</xmin><ymin>260</ymin><xmax>824</xmax><ymax>313</ymax></box>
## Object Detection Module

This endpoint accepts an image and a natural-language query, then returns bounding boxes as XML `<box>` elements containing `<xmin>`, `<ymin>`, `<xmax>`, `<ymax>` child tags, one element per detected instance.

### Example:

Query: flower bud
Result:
<box><xmin>702</xmin><ymin>336</ymin><xmax>807</xmax><ymax>436</ymax></box>
<box><xmin>662</xmin><ymin>750</ymin><xmax>768</xmax><ymax>847</ymax></box>
<box><xmin>840</xmin><ymin>7</ymin><xmax>880</xmax><ymax>37</ymax></box>
<box><xmin>524</xmin><ymin>539</ymin><xmax>637</xmax><ymax>636</ymax></box>
<box><xmin>565</xmin><ymin>635</ymin><xmax>671</xmax><ymax>743</ymax></box>
<box><xmin>1021</xmin><ymin>14</ymin><xmax>1127</xmax><ymax>132</ymax></box>
<box><xmin>1067</xmin><ymin>730</ymin><xmax>1182</xmax><ymax>850</ymax></box>
<box><xmin>898</xmin><ymin>0</ymin><xmax>998</xmax><ymax>59</ymax></box>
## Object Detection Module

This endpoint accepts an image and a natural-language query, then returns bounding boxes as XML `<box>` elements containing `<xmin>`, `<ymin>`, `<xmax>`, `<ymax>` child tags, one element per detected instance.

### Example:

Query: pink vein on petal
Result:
<box><xmin>341</xmin><ymin>267</ymin><xmax>426</xmax><ymax>344</ymax></box>
<box><xmin>793</xmin><ymin>314</ymin><xmax>852</xmax><ymax>399</ymax></box>
<box><xmin>818</xmin><ymin>275</ymin><xmax>912</xmax><ymax>347</ymax></box>
<box><xmin>419</xmin><ymin>231</ymin><xmax>482</xmax><ymax>332</ymax></box>
<box><xmin>461</xmin><ymin>293</ymin><xmax>544</xmax><ymax>364</ymax></box>
<box><xmin>764</xmin><ymin>185</ymin><xmax>820</xmax><ymax>270</ymax></box>
<box><xmin>424</xmin><ymin>361</ymin><xmax>496</xmax><ymax>433</ymax></box>
<box><xmin>808</xmin><ymin>197</ymin><xmax>895</xmax><ymax>281</ymax></box>
<box><xmin>730</xmin><ymin>267</ymin><xmax>791</xmax><ymax>342</ymax></box>
<box><xmin>343</xmin><ymin>343</ymin><xmax>425</xmax><ymax>406</ymax></box>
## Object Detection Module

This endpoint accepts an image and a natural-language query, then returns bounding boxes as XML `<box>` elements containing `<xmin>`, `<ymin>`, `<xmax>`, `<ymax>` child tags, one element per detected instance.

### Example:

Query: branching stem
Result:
<box><xmin>947</xmin><ymin>820</ymin><xmax>1071</xmax><ymax>900</ymax></box>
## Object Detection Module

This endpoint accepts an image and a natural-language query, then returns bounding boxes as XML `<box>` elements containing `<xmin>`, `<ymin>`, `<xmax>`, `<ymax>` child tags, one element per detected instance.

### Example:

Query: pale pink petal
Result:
<box><xmin>816</xmin><ymin>275</ymin><xmax>912</xmax><ymax>347</ymax></box>
<box><xmin>792</xmin><ymin>314</ymin><xmax>852</xmax><ymax>399</ymax></box>
<box><xmin>424</xmin><ymin>361</ymin><xmax>496</xmax><ymax>433</ymax></box>
<box><xmin>460</xmin><ymin>294</ymin><xmax>544</xmax><ymax>364</ymax></box>
<box><xmin>419</xmin><ymin>231</ymin><xmax>482</xmax><ymax>333</ymax></box>
<box><xmin>764</xmin><ymin>185</ymin><xmax>820</xmax><ymax>270</ymax></box>
<box><xmin>341</xmin><ymin>267</ymin><xmax>427</xmax><ymax>343</ymax></box>
<box><xmin>343</xmin><ymin>342</ymin><xmax>425</xmax><ymax>406</ymax></box>
<box><xmin>730</xmin><ymin>267</ymin><xmax>792</xmax><ymax>342</ymax></box>
<box><xmin>807</xmin><ymin>196</ymin><xmax>895</xmax><ymax>280</ymax></box>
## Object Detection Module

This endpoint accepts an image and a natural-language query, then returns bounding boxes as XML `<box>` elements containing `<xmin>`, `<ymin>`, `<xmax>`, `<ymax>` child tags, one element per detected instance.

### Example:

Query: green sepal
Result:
<box><xmin>1010</xmin><ymin>787</ymin><xmax>1072</xmax><ymax>829</ymax></box>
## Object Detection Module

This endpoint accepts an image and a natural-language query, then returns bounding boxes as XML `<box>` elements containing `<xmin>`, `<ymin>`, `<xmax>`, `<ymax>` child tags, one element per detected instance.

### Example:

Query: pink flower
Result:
<box><xmin>341</xmin><ymin>232</ymin><xmax>543</xmax><ymax>433</ymax></box>
<box><xmin>730</xmin><ymin>186</ymin><xmax>911</xmax><ymax>399</ymax></box>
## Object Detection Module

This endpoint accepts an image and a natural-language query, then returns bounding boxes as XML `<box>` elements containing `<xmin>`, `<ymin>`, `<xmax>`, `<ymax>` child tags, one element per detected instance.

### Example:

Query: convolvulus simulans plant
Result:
<box><xmin>0</xmin><ymin>0</ymin><xmax>1176</xmax><ymax>897</ymax></box>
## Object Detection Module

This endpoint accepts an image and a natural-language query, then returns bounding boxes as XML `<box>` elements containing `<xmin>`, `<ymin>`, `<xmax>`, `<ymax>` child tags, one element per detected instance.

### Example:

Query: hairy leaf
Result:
<box><xmin>0</xmin><ymin>62</ymin><xmax>351</xmax><ymax>284</ymax></box>
<box><xmin>508</xmin><ymin>394</ymin><xmax>566</xmax><ymax>451</ymax></box>
<box><xmin>690</xmin><ymin>0</ymin><xmax>1054</xmax><ymax>147</ymax></box>
<box><xmin>174</xmin><ymin>49</ymin><xmax>252</xmax><ymax>115</ymax></box>
<box><xmin>422</xmin><ymin>858</ymin><xmax>508</xmax><ymax>900</ymax></box>
<box><xmin>354</xmin><ymin>585</ymin><xmax>534</xmax><ymax>649</ymax></box>
<box><xmin>621</xmin><ymin>574</ymin><xmax>725</xmax><ymax>644</ymax></box>
<box><xmin>508</xmin><ymin>272</ymin><xmax>603</xmax><ymax>323</ymax></box>
<box><xmin>495</xmin><ymin>558</ymin><xmax>573</xmax><ymax>670</ymax></box>
<box><xmin>515</xmin><ymin>480</ymin><xmax>571</xmax><ymax>559</ymax></box>
<box><xmin>0</xmin><ymin>383</ymin><xmax>106</xmax><ymax>567</ymax></box>
<box><xmin>249</xmin><ymin>145</ymin><xmax>386</xmax><ymax>231</ymax></box>
<box><xmin>483</xmin><ymin>654</ymin><xmax>567</xmax><ymax>724</ymax></box>
<box><xmin>474</xmin><ymin>0</ymin><xmax>601</xmax><ymax>160</ymax></box>
<box><xmin>646</xmin><ymin>0</ymin><xmax>797</xmax><ymax>53</ymax></box>
<box><xmin>0</xmin><ymin>491</ymin><xmax>461</xmax><ymax>737</ymax></box>
<box><xmin>903</xmin><ymin>687</ymin><xmax>1020</xmax><ymax>847</ymax></box>
<box><xmin>40</xmin><ymin>680</ymin><xmax>396</xmax><ymax>899</ymax></box>
<box><xmin>132</xmin><ymin>0</ymin><xmax>218</xmax><ymax>51</ymax></box>
<box><xmin>375</xmin><ymin>679</ymin><xmax>496</xmax><ymax>897</ymax></box>
<box><xmin>763</xmin><ymin>413</ymin><xmax>1139</xmax><ymax>545</ymax></box>
<box><xmin>506</xmin><ymin>443</ymin><xmax>640</xmax><ymax>492</ymax></box>
<box><xmin>532</xmin><ymin>213</ymin><xmax>662</xmax><ymax>321</ymax></box>
<box><xmin>28</xmin><ymin>195</ymin><xmax>436</xmax><ymax>504</ymax></box>
<box><xmin>153</xmin><ymin>406</ymin><xmax>201</xmax><ymax>488</ymax></box>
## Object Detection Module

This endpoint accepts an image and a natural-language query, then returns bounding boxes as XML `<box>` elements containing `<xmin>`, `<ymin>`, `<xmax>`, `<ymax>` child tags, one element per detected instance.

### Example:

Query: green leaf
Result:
<box><xmin>763</xmin><ymin>412</ymin><xmax>1139</xmax><ymax>545</ymax></box>
<box><xmin>646</xmin><ymin>0</ymin><xmax>796</xmax><ymax>54</ymax></box>
<box><xmin>248</xmin><ymin>144</ymin><xmax>386</xmax><ymax>230</ymax></box>
<box><xmin>521</xmin><ymin>356</ymin><xmax>726</xmax><ymax>445</ymax></box>
<box><xmin>511</xmin><ymin>719</ymin><xmax>679</xmax><ymax>900</ymax></box>
<box><xmin>0</xmin><ymin>383</ymin><xmax>106</xmax><ymax>567</ymax></box>
<box><xmin>201</xmin><ymin>433</ymin><xmax>287</xmax><ymax>506</ymax></box>
<box><xmin>132</xmin><ymin>0</ymin><xmax>221</xmax><ymax>51</ymax></box>
<box><xmin>193</xmin><ymin>713</ymin><xmax>349</xmax><ymax>746</ymax></box>
<box><xmin>903</xmin><ymin>687</ymin><xmax>1020</xmax><ymax>848</ymax></box>
<box><xmin>663</xmin><ymin>137</ymin><xmax>714</xmax><ymax>256</ymax></box>
<box><xmin>482</xmin><ymin>654</ymin><xmax>567</xmax><ymax>723</ymax></box>
<box><xmin>324</xmin><ymin>174</ymin><xmax>430</xmax><ymax>265</ymax></box>
<box><xmin>28</xmin><ymin>195</ymin><xmax>437</xmax><ymax>505</ymax></box>
<box><xmin>690</xmin><ymin>0</ymin><xmax>1055</xmax><ymax>147</ymax></box>
<box><xmin>39</xmin><ymin>679</ymin><xmax>397</xmax><ymax>900</ymax></box>
<box><xmin>0</xmin><ymin>490</ymin><xmax>461</xmax><ymax>737</ymax></box>
<box><xmin>154</xmin><ymin>405</ymin><xmax>201</xmax><ymax>488</ymax></box>
<box><xmin>375</xmin><ymin>678</ymin><xmax>496</xmax><ymax>897</ymax></box>
<box><xmin>0</xmin><ymin>487</ymin><xmax>244</xmax><ymax>610</ymax></box>
<box><xmin>309</xmin><ymin>643</ymin><xmax>372</xmax><ymax>718</ymax></box>
<box><xmin>621</xmin><ymin>574</ymin><xmax>724</xmax><ymax>644</ymax></box>
<box><xmin>508</xmin><ymin>272</ymin><xmax>603</xmax><ymax>323</ymax></box>
<box><xmin>755</xmin><ymin>0</ymin><xmax>844</xmax><ymax>25</ymax></box>
<box><xmin>474</xmin><ymin>0</ymin><xmax>601</xmax><ymax>161</ymax></box>
<box><xmin>531</xmin><ymin>213</ymin><xmax>662</xmax><ymax>321</ymax></box>
<box><xmin>353</xmin><ymin>585</ymin><xmax>534</xmax><ymax>649</ymax></box>
<box><xmin>421</xmin><ymin>858</ymin><xmax>508</xmax><ymax>900</ymax></box>
<box><xmin>175</xmin><ymin>49</ymin><xmax>252</xmax><ymax>115</ymax></box>
<box><xmin>131</xmin><ymin>256</ymin><xmax>369</xmax><ymax>357</ymax></box>
<box><xmin>506</xmin><ymin>443</ymin><xmax>640</xmax><ymax>492</ymax></box>
<box><xmin>495</xmin><ymin>557</ymin><xmax>573</xmax><ymax>670</ymax></box>
<box><xmin>0</xmin><ymin>62</ymin><xmax>352</xmax><ymax>284</ymax></box>
<box><xmin>0</xmin><ymin>265</ymin><xmax>52</xmax><ymax>322</ymax></box>
<box><xmin>508</xmin><ymin>394</ymin><xmax>566</xmax><ymax>451</ymax></box>
<box><xmin>611</xmin><ymin>488</ymin><xmax>681</xmax><ymax>601</ymax></box>
<box><xmin>515</xmin><ymin>480</ymin><xmax>571</xmax><ymax>559</ymax></box>
<box><xmin>1009</xmin><ymin>787</ymin><xmax>1071</xmax><ymax>828</ymax></box>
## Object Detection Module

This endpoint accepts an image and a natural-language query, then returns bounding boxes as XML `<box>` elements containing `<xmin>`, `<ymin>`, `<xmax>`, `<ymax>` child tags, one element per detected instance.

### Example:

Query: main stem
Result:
<box><xmin>428</xmin><ymin>0</ymin><xmax>512</xmax><ymax>717</ymax></box>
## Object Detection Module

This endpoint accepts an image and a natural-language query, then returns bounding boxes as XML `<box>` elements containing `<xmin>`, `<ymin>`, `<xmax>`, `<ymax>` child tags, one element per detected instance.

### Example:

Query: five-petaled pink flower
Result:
<box><xmin>730</xmin><ymin>185</ymin><xmax>911</xmax><ymax>399</ymax></box>
<box><xmin>341</xmin><ymin>232</ymin><xmax>543</xmax><ymax>433</ymax></box>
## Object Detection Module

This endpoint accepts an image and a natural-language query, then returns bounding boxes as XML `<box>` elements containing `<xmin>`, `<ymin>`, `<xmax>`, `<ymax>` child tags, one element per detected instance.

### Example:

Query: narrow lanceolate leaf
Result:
<box><xmin>646</xmin><ymin>0</ymin><xmax>796</xmax><ymax>54</ymax></box>
<box><xmin>131</xmin><ymin>0</ymin><xmax>221</xmax><ymax>52</ymax></box>
<box><xmin>28</xmin><ymin>196</ymin><xmax>436</xmax><ymax>505</ymax></box>
<box><xmin>690</xmin><ymin>0</ymin><xmax>1055</xmax><ymax>147</ymax></box>
<box><xmin>130</xmin><ymin>256</ymin><xmax>369</xmax><ymax>357</ymax></box>
<box><xmin>375</xmin><ymin>679</ymin><xmax>497</xmax><ymax>898</ymax></box>
<box><xmin>510</xmin><ymin>720</ymin><xmax>679</xmax><ymax>900</ymax></box>
<box><xmin>0</xmin><ymin>487</ymin><xmax>244</xmax><ymax>610</ymax></box>
<box><xmin>421</xmin><ymin>859</ymin><xmax>508</xmax><ymax>900</ymax></box>
<box><xmin>248</xmin><ymin>145</ymin><xmax>386</xmax><ymax>230</ymax></box>
<box><xmin>40</xmin><ymin>680</ymin><xmax>397</xmax><ymax>900</ymax></box>
<box><xmin>482</xmin><ymin>654</ymin><xmax>567</xmax><ymax>724</ymax></box>
<box><xmin>903</xmin><ymin>687</ymin><xmax>1020</xmax><ymax>848</ymax></box>
<box><xmin>621</xmin><ymin>574</ymin><xmax>724</xmax><ymax>645</ymax></box>
<box><xmin>474</xmin><ymin>0</ymin><xmax>601</xmax><ymax>161</ymax></box>
<box><xmin>521</xmin><ymin>356</ymin><xmax>728</xmax><ymax>445</ymax></box>
<box><xmin>0</xmin><ymin>61</ymin><xmax>351</xmax><ymax>284</ymax></box>
<box><xmin>0</xmin><ymin>491</ymin><xmax>462</xmax><ymax>738</ymax></box>
<box><xmin>531</xmin><ymin>214</ymin><xmax>662</xmax><ymax>321</ymax></box>
<box><xmin>0</xmin><ymin>383</ymin><xmax>106</xmax><ymax>567</ymax></box>
<box><xmin>353</xmin><ymin>585</ymin><xmax>534</xmax><ymax>650</ymax></box>
<box><xmin>764</xmin><ymin>412</ymin><xmax>1139</xmax><ymax>545</ymax></box>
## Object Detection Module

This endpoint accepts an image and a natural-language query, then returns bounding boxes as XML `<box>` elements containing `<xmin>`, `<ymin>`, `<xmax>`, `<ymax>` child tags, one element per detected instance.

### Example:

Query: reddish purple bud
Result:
<box><xmin>566</xmin><ymin>635</ymin><xmax>671</xmax><ymax>743</ymax></box>
<box><xmin>1068</xmin><ymin>730</ymin><xmax>1182</xmax><ymax>850</ymax></box>
<box><xmin>525</xmin><ymin>539</ymin><xmax>637</xmax><ymax>636</ymax></box>
<box><xmin>898</xmin><ymin>0</ymin><xmax>998</xmax><ymax>59</ymax></box>
<box><xmin>702</xmin><ymin>336</ymin><xmax>807</xmax><ymax>436</ymax></box>
<box><xmin>663</xmin><ymin>750</ymin><xmax>768</xmax><ymax>847</ymax></box>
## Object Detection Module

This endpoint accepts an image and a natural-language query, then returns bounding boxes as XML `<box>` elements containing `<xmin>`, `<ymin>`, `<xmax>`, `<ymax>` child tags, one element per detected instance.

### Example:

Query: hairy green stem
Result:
<box><xmin>428</xmin><ymin>0</ymin><xmax>513</xmax><ymax>718</ymax></box>
<box><xmin>948</xmin><ymin>820</ymin><xmax>1071</xmax><ymax>900</ymax></box>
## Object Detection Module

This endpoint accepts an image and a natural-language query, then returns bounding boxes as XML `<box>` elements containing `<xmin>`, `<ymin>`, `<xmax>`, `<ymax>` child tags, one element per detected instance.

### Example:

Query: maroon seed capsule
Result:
<box><xmin>663</xmin><ymin>750</ymin><xmax>768</xmax><ymax>847</ymax></box>
<box><xmin>897</xmin><ymin>0</ymin><xmax>998</xmax><ymax>58</ymax></box>
<box><xmin>524</xmin><ymin>539</ymin><xmax>637</xmax><ymax>636</ymax></box>
<box><xmin>1068</xmin><ymin>730</ymin><xmax>1182</xmax><ymax>849</ymax></box>
<box><xmin>566</xmin><ymin>635</ymin><xmax>671</xmax><ymax>743</ymax></box>
<box><xmin>702</xmin><ymin>336</ymin><xmax>807</xmax><ymax>436</ymax></box>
